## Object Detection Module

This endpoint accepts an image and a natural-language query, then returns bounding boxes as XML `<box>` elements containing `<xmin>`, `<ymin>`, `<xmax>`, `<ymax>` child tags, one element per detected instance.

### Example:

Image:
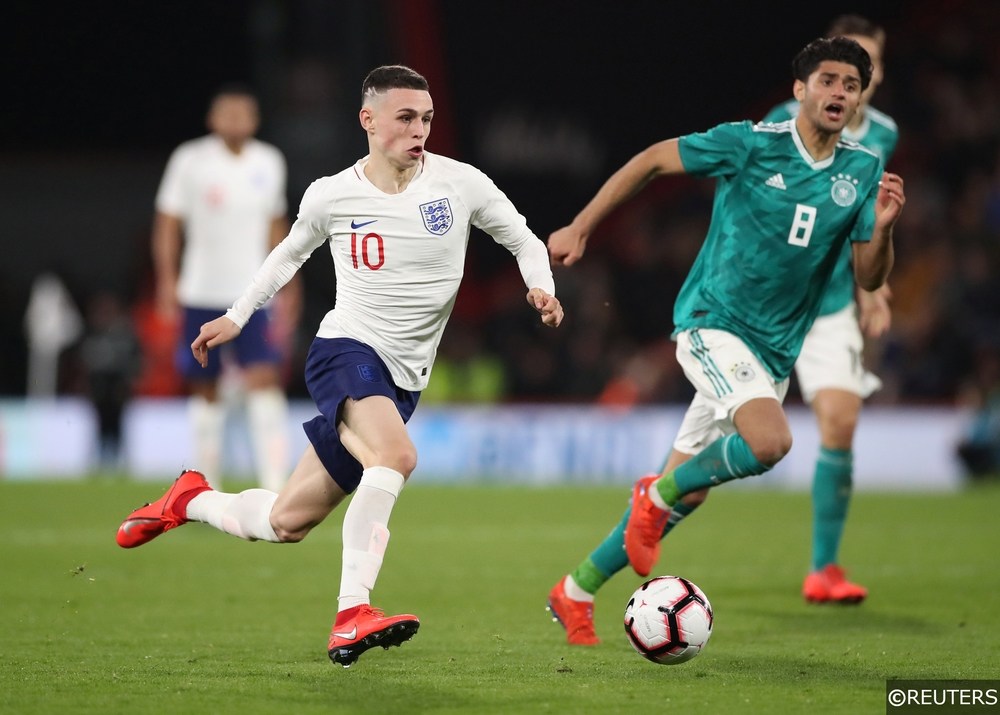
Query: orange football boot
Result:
<box><xmin>803</xmin><ymin>564</ymin><xmax>868</xmax><ymax>604</ymax></box>
<box><xmin>327</xmin><ymin>605</ymin><xmax>420</xmax><ymax>668</ymax></box>
<box><xmin>623</xmin><ymin>475</ymin><xmax>670</xmax><ymax>577</ymax></box>
<box><xmin>547</xmin><ymin>578</ymin><xmax>600</xmax><ymax>646</ymax></box>
<box><xmin>116</xmin><ymin>470</ymin><xmax>211</xmax><ymax>548</ymax></box>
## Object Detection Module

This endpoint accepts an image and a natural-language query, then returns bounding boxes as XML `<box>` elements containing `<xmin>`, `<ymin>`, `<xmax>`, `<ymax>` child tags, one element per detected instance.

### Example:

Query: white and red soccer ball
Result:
<box><xmin>624</xmin><ymin>575</ymin><xmax>714</xmax><ymax>665</ymax></box>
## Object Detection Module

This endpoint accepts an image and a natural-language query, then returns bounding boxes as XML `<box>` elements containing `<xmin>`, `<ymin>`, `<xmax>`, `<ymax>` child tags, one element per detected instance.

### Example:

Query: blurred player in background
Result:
<box><xmin>546</xmin><ymin>36</ymin><xmax>904</xmax><ymax>645</ymax></box>
<box><xmin>120</xmin><ymin>65</ymin><xmax>564</xmax><ymax>668</ymax></box>
<box><xmin>153</xmin><ymin>85</ymin><xmax>295</xmax><ymax>491</ymax></box>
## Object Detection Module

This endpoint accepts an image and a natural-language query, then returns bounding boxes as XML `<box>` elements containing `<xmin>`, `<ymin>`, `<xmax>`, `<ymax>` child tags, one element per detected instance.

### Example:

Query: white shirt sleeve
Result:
<box><xmin>225</xmin><ymin>179</ymin><xmax>330</xmax><ymax>327</ymax></box>
<box><xmin>154</xmin><ymin>144</ymin><xmax>190</xmax><ymax>217</ymax></box>
<box><xmin>465</xmin><ymin>168</ymin><xmax>556</xmax><ymax>296</ymax></box>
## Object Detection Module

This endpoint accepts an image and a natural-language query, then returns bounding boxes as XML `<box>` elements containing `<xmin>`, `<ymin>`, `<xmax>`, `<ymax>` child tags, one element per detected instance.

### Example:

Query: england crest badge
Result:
<box><xmin>419</xmin><ymin>198</ymin><xmax>453</xmax><ymax>235</ymax></box>
<box><xmin>357</xmin><ymin>364</ymin><xmax>380</xmax><ymax>383</ymax></box>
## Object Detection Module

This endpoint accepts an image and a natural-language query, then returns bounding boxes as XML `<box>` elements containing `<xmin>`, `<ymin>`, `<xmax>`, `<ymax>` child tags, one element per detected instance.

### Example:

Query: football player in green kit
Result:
<box><xmin>633</xmin><ymin>16</ymin><xmax>899</xmax><ymax>608</ymax></box>
<box><xmin>545</xmin><ymin>35</ymin><xmax>905</xmax><ymax>645</ymax></box>
<box><xmin>763</xmin><ymin>15</ymin><xmax>897</xmax><ymax>605</ymax></box>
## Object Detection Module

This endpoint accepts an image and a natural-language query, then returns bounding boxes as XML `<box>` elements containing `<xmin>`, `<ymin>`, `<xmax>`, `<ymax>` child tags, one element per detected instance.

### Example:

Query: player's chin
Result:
<box><xmin>818</xmin><ymin>117</ymin><xmax>845</xmax><ymax>134</ymax></box>
<box><xmin>819</xmin><ymin>108</ymin><xmax>847</xmax><ymax>131</ymax></box>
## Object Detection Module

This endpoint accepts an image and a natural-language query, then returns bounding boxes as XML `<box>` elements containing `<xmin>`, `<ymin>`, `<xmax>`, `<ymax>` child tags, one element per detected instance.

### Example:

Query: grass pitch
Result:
<box><xmin>1</xmin><ymin>478</ymin><xmax>998</xmax><ymax>714</ymax></box>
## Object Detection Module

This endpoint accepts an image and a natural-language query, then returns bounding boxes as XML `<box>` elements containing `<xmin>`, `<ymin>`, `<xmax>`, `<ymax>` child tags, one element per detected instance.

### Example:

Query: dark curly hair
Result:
<box><xmin>791</xmin><ymin>37</ymin><xmax>873</xmax><ymax>91</ymax></box>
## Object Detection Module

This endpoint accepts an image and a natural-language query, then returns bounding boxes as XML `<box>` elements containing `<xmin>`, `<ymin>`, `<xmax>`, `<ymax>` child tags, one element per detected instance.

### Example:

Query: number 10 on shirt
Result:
<box><xmin>351</xmin><ymin>232</ymin><xmax>385</xmax><ymax>270</ymax></box>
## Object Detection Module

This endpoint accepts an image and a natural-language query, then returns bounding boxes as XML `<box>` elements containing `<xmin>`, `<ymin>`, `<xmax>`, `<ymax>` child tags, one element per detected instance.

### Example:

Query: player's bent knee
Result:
<box><xmin>818</xmin><ymin>411</ymin><xmax>858</xmax><ymax>447</ymax></box>
<box><xmin>270</xmin><ymin>522</ymin><xmax>311</xmax><ymax>543</ymax></box>
<box><xmin>382</xmin><ymin>447</ymin><xmax>417</xmax><ymax>479</ymax></box>
<box><xmin>750</xmin><ymin>432</ymin><xmax>793</xmax><ymax>467</ymax></box>
<box><xmin>813</xmin><ymin>392</ymin><xmax>862</xmax><ymax>446</ymax></box>
<box><xmin>269</xmin><ymin>511</ymin><xmax>322</xmax><ymax>543</ymax></box>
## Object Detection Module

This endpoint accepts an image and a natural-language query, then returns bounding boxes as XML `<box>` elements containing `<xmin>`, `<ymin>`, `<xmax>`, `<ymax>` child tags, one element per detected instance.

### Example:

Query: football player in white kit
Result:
<box><xmin>118</xmin><ymin>66</ymin><xmax>564</xmax><ymax>668</ymax></box>
<box><xmin>153</xmin><ymin>85</ymin><xmax>294</xmax><ymax>492</ymax></box>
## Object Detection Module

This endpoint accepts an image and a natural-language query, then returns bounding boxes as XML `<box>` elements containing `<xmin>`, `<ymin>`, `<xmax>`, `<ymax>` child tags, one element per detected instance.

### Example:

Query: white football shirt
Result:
<box><xmin>155</xmin><ymin>135</ymin><xmax>287</xmax><ymax>308</ymax></box>
<box><xmin>227</xmin><ymin>151</ymin><xmax>555</xmax><ymax>391</ymax></box>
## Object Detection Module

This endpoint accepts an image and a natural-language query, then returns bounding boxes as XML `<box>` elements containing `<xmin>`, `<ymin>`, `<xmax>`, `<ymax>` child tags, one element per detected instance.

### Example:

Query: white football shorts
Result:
<box><xmin>672</xmin><ymin>328</ymin><xmax>789</xmax><ymax>455</ymax></box>
<box><xmin>794</xmin><ymin>303</ymin><xmax>882</xmax><ymax>403</ymax></box>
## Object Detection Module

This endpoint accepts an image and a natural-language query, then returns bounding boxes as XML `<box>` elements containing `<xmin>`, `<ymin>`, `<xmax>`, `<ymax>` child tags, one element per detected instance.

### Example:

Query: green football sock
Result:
<box><xmin>653</xmin><ymin>471</ymin><xmax>682</xmax><ymax>505</ymax></box>
<box><xmin>571</xmin><ymin>556</ymin><xmax>613</xmax><ymax>595</ymax></box>
<box><xmin>811</xmin><ymin>447</ymin><xmax>853</xmax><ymax>571</ymax></box>
<box><xmin>574</xmin><ymin>437</ymin><xmax>763</xmax><ymax>596</ymax></box>
<box><xmin>571</xmin><ymin>484</ymin><xmax>705</xmax><ymax>595</ymax></box>
<box><xmin>572</xmin><ymin>508</ymin><xmax>630</xmax><ymax>594</ymax></box>
<box><xmin>659</xmin><ymin>434</ymin><xmax>770</xmax><ymax>503</ymax></box>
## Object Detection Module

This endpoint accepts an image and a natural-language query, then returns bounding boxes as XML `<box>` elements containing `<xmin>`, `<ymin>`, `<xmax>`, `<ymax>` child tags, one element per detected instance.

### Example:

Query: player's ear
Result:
<box><xmin>792</xmin><ymin>79</ymin><xmax>806</xmax><ymax>102</ymax></box>
<box><xmin>359</xmin><ymin>107</ymin><xmax>375</xmax><ymax>134</ymax></box>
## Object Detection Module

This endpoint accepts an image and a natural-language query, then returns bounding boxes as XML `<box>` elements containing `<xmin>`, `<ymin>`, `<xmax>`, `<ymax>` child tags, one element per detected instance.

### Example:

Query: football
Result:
<box><xmin>623</xmin><ymin>575</ymin><xmax>714</xmax><ymax>665</ymax></box>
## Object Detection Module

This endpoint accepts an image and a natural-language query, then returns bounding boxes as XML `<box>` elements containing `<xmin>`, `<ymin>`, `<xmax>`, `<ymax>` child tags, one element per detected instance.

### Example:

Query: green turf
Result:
<box><xmin>1</xmin><ymin>478</ymin><xmax>998</xmax><ymax>714</ymax></box>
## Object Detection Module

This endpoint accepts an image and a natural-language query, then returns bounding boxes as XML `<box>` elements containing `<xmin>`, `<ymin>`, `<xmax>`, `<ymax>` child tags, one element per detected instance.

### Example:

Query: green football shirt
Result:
<box><xmin>674</xmin><ymin>120</ymin><xmax>882</xmax><ymax>380</ymax></box>
<box><xmin>764</xmin><ymin>101</ymin><xmax>899</xmax><ymax>315</ymax></box>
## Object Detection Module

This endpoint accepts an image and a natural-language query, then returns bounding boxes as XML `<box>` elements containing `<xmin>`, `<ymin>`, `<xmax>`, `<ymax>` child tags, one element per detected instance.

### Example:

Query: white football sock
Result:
<box><xmin>564</xmin><ymin>575</ymin><xmax>595</xmax><ymax>603</ymax></box>
<box><xmin>648</xmin><ymin>478</ymin><xmax>671</xmax><ymax>510</ymax></box>
<box><xmin>190</xmin><ymin>396</ymin><xmax>224</xmax><ymax>489</ymax></box>
<box><xmin>186</xmin><ymin>489</ymin><xmax>280</xmax><ymax>542</ymax></box>
<box><xmin>246</xmin><ymin>387</ymin><xmax>290</xmax><ymax>492</ymax></box>
<box><xmin>338</xmin><ymin>467</ymin><xmax>405</xmax><ymax>612</ymax></box>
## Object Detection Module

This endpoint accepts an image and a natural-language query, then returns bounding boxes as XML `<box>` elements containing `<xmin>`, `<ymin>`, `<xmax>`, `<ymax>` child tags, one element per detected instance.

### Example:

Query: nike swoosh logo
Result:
<box><xmin>120</xmin><ymin>518</ymin><xmax>155</xmax><ymax>534</ymax></box>
<box><xmin>351</xmin><ymin>219</ymin><xmax>377</xmax><ymax>229</ymax></box>
<box><xmin>331</xmin><ymin>626</ymin><xmax>357</xmax><ymax>640</ymax></box>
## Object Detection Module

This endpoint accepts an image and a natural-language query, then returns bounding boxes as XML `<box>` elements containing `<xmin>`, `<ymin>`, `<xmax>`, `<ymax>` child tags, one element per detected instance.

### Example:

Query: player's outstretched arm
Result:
<box><xmin>548</xmin><ymin>139</ymin><xmax>685</xmax><ymax>267</ymax></box>
<box><xmin>526</xmin><ymin>288</ymin><xmax>564</xmax><ymax>328</ymax></box>
<box><xmin>854</xmin><ymin>172</ymin><xmax>905</xmax><ymax>291</ymax></box>
<box><xmin>190</xmin><ymin>316</ymin><xmax>242</xmax><ymax>368</ymax></box>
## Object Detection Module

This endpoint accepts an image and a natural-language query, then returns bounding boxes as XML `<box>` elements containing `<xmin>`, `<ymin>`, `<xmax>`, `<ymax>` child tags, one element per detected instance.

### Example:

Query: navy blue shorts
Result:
<box><xmin>302</xmin><ymin>337</ymin><xmax>419</xmax><ymax>494</ymax></box>
<box><xmin>177</xmin><ymin>306</ymin><xmax>280</xmax><ymax>380</ymax></box>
